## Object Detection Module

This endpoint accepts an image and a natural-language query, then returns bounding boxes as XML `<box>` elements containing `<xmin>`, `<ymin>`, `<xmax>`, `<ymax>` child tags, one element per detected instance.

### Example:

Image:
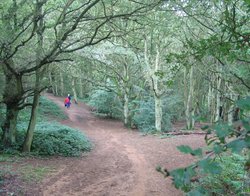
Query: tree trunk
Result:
<box><xmin>2</xmin><ymin>61</ymin><xmax>23</xmax><ymax>147</ymax></box>
<box><xmin>48</xmin><ymin>70</ymin><xmax>55</xmax><ymax>94</ymax></box>
<box><xmin>183</xmin><ymin>67</ymin><xmax>187</xmax><ymax>110</ymax></box>
<box><xmin>124</xmin><ymin>90</ymin><xmax>129</xmax><ymax>126</ymax></box>
<box><xmin>210</xmin><ymin>75</ymin><xmax>216</xmax><ymax>123</ymax></box>
<box><xmin>2</xmin><ymin>104</ymin><xmax>19</xmax><ymax>146</ymax></box>
<box><xmin>60</xmin><ymin>70</ymin><xmax>64</xmax><ymax>96</ymax></box>
<box><xmin>186</xmin><ymin>66</ymin><xmax>194</xmax><ymax>130</ymax></box>
<box><xmin>228</xmin><ymin>93</ymin><xmax>238</xmax><ymax>125</ymax></box>
<box><xmin>22</xmin><ymin>77</ymin><xmax>40</xmax><ymax>152</ymax></box>
<box><xmin>72</xmin><ymin>77</ymin><xmax>78</xmax><ymax>103</ymax></box>
<box><xmin>154</xmin><ymin>46</ymin><xmax>162</xmax><ymax>132</ymax></box>
<box><xmin>155</xmin><ymin>95</ymin><xmax>162</xmax><ymax>132</ymax></box>
<box><xmin>23</xmin><ymin>2</ymin><xmax>44</xmax><ymax>152</ymax></box>
<box><xmin>55</xmin><ymin>82</ymin><xmax>58</xmax><ymax>95</ymax></box>
<box><xmin>215</xmin><ymin>72</ymin><xmax>222</xmax><ymax>122</ymax></box>
<box><xmin>207</xmin><ymin>78</ymin><xmax>212</xmax><ymax>114</ymax></box>
<box><xmin>79</xmin><ymin>76</ymin><xmax>84</xmax><ymax>98</ymax></box>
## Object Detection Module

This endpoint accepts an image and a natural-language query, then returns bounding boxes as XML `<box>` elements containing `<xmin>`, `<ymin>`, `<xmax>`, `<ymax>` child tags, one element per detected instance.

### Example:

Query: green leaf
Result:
<box><xmin>177</xmin><ymin>145</ymin><xmax>193</xmax><ymax>154</ymax></box>
<box><xmin>170</xmin><ymin>166</ymin><xmax>196</xmax><ymax>192</ymax></box>
<box><xmin>236</xmin><ymin>97</ymin><xmax>250</xmax><ymax>111</ymax></box>
<box><xmin>177</xmin><ymin>145</ymin><xmax>202</xmax><ymax>156</ymax></box>
<box><xmin>187</xmin><ymin>188</ymin><xmax>205</xmax><ymax>196</ymax></box>
<box><xmin>213</xmin><ymin>144</ymin><xmax>224</xmax><ymax>154</ymax></box>
<box><xmin>227</xmin><ymin>139</ymin><xmax>247</xmax><ymax>153</ymax></box>
<box><xmin>242</xmin><ymin>119</ymin><xmax>250</xmax><ymax>132</ymax></box>
<box><xmin>244</xmin><ymin>0</ymin><xmax>250</xmax><ymax>6</ymax></box>
<box><xmin>245</xmin><ymin>136</ymin><xmax>250</xmax><ymax>147</ymax></box>
<box><xmin>214</xmin><ymin>124</ymin><xmax>233</xmax><ymax>142</ymax></box>
<box><xmin>201</xmin><ymin>125</ymin><xmax>209</xmax><ymax>130</ymax></box>
<box><xmin>198</xmin><ymin>158</ymin><xmax>222</xmax><ymax>174</ymax></box>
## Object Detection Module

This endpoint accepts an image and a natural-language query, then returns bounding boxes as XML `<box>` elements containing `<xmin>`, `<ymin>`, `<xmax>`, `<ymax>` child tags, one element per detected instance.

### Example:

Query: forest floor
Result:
<box><xmin>2</xmin><ymin>94</ymin><xmax>206</xmax><ymax>196</ymax></box>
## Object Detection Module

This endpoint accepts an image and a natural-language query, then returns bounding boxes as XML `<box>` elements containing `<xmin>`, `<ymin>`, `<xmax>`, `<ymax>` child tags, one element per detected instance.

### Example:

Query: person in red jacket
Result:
<box><xmin>64</xmin><ymin>97</ymin><xmax>71</xmax><ymax>108</ymax></box>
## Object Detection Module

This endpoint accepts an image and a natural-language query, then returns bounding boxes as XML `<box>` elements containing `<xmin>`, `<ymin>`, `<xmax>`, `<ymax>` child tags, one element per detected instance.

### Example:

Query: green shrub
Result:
<box><xmin>131</xmin><ymin>97</ymin><xmax>160</xmax><ymax>132</ymax></box>
<box><xmin>38</xmin><ymin>96</ymin><xmax>67</xmax><ymax>120</ymax></box>
<box><xmin>16</xmin><ymin>96</ymin><xmax>67</xmax><ymax>123</ymax></box>
<box><xmin>131</xmin><ymin>94</ymin><xmax>183</xmax><ymax>132</ymax></box>
<box><xmin>191</xmin><ymin>153</ymin><xmax>249</xmax><ymax>196</ymax></box>
<box><xmin>13</xmin><ymin>122</ymin><xmax>92</xmax><ymax>156</ymax></box>
<box><xmin>88</xmin><ymin>89</ymin><xmax>122</xmax><ymax>119</ymax></box>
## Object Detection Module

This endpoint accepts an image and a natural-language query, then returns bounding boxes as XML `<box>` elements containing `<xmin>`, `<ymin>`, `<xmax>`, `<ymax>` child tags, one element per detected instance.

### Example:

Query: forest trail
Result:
<box><xmin>38</xmin><ymin>94</ymin><xmax>205</xmax><ymax>196</ymax></box>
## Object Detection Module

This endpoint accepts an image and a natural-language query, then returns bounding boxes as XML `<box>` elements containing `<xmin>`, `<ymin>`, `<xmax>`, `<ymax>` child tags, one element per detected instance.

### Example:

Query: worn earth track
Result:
<box><xmin>33</xmin><ymin>94</ymin><xmax>205</xmax><ymax>196</ymax></box>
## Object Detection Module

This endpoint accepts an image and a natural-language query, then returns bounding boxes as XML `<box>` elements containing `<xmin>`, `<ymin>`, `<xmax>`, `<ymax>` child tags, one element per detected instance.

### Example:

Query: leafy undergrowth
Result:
<box><xmin>190</xmin><ymin>153</ymin><xmax>250</xmax><ymax>196</ymax></box>
<box><xmin>38</xmin><ymin>96</ymin><xmax>67</xmax><ymax>120</ymax></box>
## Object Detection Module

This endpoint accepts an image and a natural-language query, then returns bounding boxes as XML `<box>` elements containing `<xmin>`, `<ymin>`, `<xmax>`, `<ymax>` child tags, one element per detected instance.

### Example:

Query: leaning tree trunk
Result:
<box><xmin>22</xmin><ymin>72</ymin><xmax>41</xmax><ymax>152</ymax></box>
<box><xmin>23</xmin><ymin>3</ymin><xmax>44</xmax><ymax>152</ymax></box>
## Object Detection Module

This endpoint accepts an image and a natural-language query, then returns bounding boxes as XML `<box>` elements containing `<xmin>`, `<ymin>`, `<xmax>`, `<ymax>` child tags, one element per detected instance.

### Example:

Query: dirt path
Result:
<box><xmin>36</xmin><ymin>94</ymin><xmax>205</xmax><ymax>196</ymax></box>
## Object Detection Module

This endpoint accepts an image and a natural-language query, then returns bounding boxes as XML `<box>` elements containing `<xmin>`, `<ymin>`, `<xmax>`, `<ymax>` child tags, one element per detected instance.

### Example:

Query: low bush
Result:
<box><xmin>131</xmin><ymin>94</ymin><xmax>184</xmax><ymax>132</ymax></box>
<box><xmin>13</xmin><ymin>122</ymin><xmax>92</xmax><ymax>156</ymax></box>
<box><xmin>38</xmin><ymin>96</ymin><xmax>67</xmax><ymax>120</ymax></box>
<box><xmin>191</xmin><ymin>153</ymin><xmax>249</xmax><ymax>195</ymax></box>
<box><xmin>88</xmin><ymin>89</ymin><xmax>122</xmax><ymax>119</ymax></box>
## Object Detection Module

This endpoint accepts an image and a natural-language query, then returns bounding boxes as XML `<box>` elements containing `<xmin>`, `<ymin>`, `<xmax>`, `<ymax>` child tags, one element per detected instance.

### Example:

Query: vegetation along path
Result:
<box><xmin>37</xmin><ymin>94</ymin><xmax>205</xmax><ymax>196</ymax></box>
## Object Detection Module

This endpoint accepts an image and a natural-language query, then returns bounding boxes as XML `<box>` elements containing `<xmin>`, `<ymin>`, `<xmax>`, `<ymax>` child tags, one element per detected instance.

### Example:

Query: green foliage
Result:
<box><xmin>38</xmin><ymin>96</ymin><xmax>67</xmax><ymax>120</ymax></box>
<box><xmin>131</xmin><ymin>94</ymin><xmax>184</xmax><ymax>132</ymax></box>
<box><xmin>12</xmin><ymin>122</ymin><xmax>92</xmax><ymax>157</ymax></box>
<box><xmin>177</xmin><ymin>145</ymin><xmax>202</xmax><ymax>157</ymax></box>
<box><xmin>88</xmin><ymin>89</ymin><xmax>123</xmax><ymax>119</ymax></box>
<box><xmin>165</xmin><ymin>97</ymin><xmax>250</xmax><ymax>195</ymax></box>
<box><xmin>193</xmin><ymin>154</ymin><xmax>249</xmax><ymax>196</ymax></box>
<box><xmin>15</xmin><ymin>96</ymin><xmax>67</xmax><ymax>124</ymax></box>
<box><xmin>0</xmin><ymin>105</ymin><xmax>5</xmax><ymax>127</ymax></box>
<box><xmin>131</xmin><ymin>96</ymin><xmax>158</xmax><ymax>132</ymax></box>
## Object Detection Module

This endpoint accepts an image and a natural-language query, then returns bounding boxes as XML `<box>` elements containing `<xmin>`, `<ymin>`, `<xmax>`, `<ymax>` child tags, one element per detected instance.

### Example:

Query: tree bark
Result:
<box><xmin>1</xmin><ymin>61</ymin><xmax>23</xmax><ymax>146</ymax></box>
<box><xmin>2</xmin><ymin>104</ymin><xmax>19</xmax><ymax>146</ymax></box>
<box><xmin>215</xmin><ymin>70</ymin><xmax>222</xmax><ymax>122</ymax></box>
<box><xmin>79</xmin><ymin>74</ymin><xmax>84</xmax><ymax>98</ymax></box>
<box><xmin>154</xmin><ymin>46</ymin><xmax>162</xmax><ymax>132</ymax></box>
<box><xmin>60</xmin><ymin>70</ymin><xmax>64</xmax><ymax>96</ymax></box>
<box><xmin>185</xmin><ymin>66</ymin><xmax>194</xmax><ymax>130</ymax></box>
<box><xmin>72</xmin><ymin>77</ymin><xmax>78</xmax><ymax>103</ymax></box>
<box><xmin>154</xmin><ymin>95</ymin><xmax>162</xmax><ymax>132</ymax></box>
<box><xmin>48</xmin><ymin>70</ymin><xmax>55</xmax><ymax>94</ymax></box>
<box><xmin>23</xmin><ymin>1</ymin><xmax>44</xmax><ymax>152</ymax></box>
<box><xmin>22</xmin><ymin>72</ymin><xmax>41</xmax><ymax>152</ymax></box>
<box><xmin>124</xmin><ymin>90</ymin><xmax>129</xmax><ymax>126</ymax></box>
